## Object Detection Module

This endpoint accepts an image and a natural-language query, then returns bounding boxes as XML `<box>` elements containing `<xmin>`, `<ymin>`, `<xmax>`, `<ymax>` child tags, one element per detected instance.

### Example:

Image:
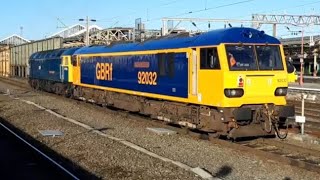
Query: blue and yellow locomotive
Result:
<box><xmin>29</xmin><ymin>27</ymin><xmax>295</xmax><ymax>139</ymax></box>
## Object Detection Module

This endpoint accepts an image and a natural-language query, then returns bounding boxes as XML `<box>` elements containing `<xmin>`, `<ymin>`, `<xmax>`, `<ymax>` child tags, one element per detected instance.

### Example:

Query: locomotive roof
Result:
<box><xmin>74</xmin><ymin>27</ymin><xmax>281</xmax><ymax>55</ymax></box>
<box><xmin>61</xmin><ymin>47</ymin><xmax>81</xmax><ymax>55</ymax></box>
<box><xmin>30</xmin><ymin>47</ymin><xmax>80</xmax><ymax>60</ymax></box>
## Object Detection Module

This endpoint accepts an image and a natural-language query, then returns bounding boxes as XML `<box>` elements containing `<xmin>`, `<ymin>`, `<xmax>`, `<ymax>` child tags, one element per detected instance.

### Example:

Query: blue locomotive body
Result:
<box><xmin>29</xmin><ymin>49</ymin><xmax>66</xmax><ymax>82</ymax></box>
<box><xmin>29</xmin><ymin>48</ymin><xmax>79</xmax><ymax>83</ymax></box>
<box><xmin>80</xmin><ymin>53</ymin><xmax>188</xmax><ymax>98</ymax></box>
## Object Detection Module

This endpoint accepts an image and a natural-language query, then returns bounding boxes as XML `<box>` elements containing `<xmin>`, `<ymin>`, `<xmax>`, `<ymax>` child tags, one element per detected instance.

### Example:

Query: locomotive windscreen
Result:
<box><xmin>226</xmin><ymin>45</ymin><xmax>284</xmax><ymax>71</ymax></box>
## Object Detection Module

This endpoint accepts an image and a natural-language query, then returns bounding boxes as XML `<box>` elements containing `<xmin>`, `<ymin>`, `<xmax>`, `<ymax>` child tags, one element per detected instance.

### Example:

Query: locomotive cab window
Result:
<box><xmin>63</xmin><ymin>57</ymin><xmax>68</xmax><ymax>66</ymax></box>
<box><xmin>226</xmin><ymin>45</ymin><xmax>257</xmax><ymax>71</ymax></box>
<box><xmin>256</xmin><ymin>45</ymin><xmax>283</xmax><ymax>70</ymax></box>
<box><xmin>286</xmin><ymin>60</ymin><xmax>295</xmax><ymax>73</ymax></box>
<box><xmin>72</xmin><ymin>55</ymin><xmax>78</xmax><ymax>66</ymax></box>
<box><xmin>200</xmin><ymin>48</ymin><xmax>220</xmax><ymax>69</ymax></box>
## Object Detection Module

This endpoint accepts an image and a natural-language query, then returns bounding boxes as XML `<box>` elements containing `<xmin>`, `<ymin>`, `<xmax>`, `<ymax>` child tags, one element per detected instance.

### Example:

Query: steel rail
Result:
<box><xmin>0</xmin><ymin>122</ymin><xmax>80</xmax><ymax>180</ymax></box>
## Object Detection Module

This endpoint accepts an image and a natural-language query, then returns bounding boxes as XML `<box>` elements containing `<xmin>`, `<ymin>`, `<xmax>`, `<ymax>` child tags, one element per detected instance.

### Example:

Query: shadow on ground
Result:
<box><xmin>0</xmin><ymin>117</ymin><xmax>100</xmax><ymax>179</ymax></box>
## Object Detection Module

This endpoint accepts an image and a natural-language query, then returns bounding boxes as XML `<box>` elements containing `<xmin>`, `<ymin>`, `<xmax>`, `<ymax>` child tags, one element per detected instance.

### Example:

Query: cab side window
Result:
<box><xmin>286</xmin><ymin>60</ymin><xmax>295</xmax><ymax>73</ymax></box>
<box><xmin>200</xmin><ymin>48</ymin><xmax>220</xmax><ymax>69</ymax></box>
<box><xmin>72</xmin><ymin>55</ymin><xmax>77</xmax><ymax>66</ymax></box>
<box><xmin>63</xmin><ymin>57</ymin><xmax>69</xmax><ymax>66</ymax></box>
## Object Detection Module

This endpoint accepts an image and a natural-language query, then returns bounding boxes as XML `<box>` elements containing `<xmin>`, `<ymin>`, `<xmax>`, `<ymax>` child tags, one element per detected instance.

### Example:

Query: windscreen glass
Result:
<box><xmin>226</xmin><ymin>45</ymin><xmax>257</xmax><ymax>70</ymax></box>
<box><xmin>256</xmin><ymin>45</ymin><xmax>283</xmax><ymax>70</ymax></box>
<box><xmin>226</xmin><ymin>45</ymin><xmax>284</xmax><ymax>71</ymax></box>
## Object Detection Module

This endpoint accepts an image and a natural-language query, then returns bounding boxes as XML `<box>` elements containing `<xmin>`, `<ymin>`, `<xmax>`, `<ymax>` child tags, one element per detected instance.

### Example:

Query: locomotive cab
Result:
<box><xmin>208</xmin><ymin>43</ymin><xmax>295</xmax><ymax>138</ymax></box>
<box><xmin>223</xmin><ymin>44</ymin><xmax>288</xmax><ymax>105</ymax></box>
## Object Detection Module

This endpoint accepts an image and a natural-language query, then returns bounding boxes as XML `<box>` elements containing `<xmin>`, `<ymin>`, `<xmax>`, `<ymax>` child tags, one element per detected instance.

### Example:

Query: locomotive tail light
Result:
<box><xmin>238</xmin><ymin>76</ymin><xmax>244</xmax><ymax>87</ymax></box>
<box><xmin>224</xmin><ymin>88</ymin><xmax>244</xmax><ymax>98</ymax></box>
<box><xmin>274</xmin><ymin>87</ymin><xmax>288</xmax><ymax>96</ymax></box>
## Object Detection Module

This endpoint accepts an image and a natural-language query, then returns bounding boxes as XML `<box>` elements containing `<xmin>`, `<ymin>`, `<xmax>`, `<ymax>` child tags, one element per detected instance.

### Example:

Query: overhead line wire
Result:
<box><xmin>169</xmin><ymin>0</ymin><xmax>255</xmax><ymax>18</ymax></box>
<box><xmin>232</xmin><ymin>0</ymin><xmax>320</xmax><ymax>19</ymax></box>
<box><xmin>144</xmin><ymin>0</ymin><xmax>255</xmax><ymax>23</ymax></box>
<box><xmin>97</xmin><ymin>0</ymin><xmax>182</xmax><ymax>22</ymax></box>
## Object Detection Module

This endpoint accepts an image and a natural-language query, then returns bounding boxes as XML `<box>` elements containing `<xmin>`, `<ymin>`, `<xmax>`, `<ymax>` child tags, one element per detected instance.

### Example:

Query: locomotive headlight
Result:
<box><xmin>224</xmin><ymin>88</ymin><xmax>244</xmax><ymax>98</ymax></box>
<box><xmin>274</xmin><ymin>87</ymin><xmax>288</xmax><ymax>96</ymax></box>
<box><xmin>230</xmin><ymin>89</ymin><xmax>237</xmax><ymax>96</ymax></box>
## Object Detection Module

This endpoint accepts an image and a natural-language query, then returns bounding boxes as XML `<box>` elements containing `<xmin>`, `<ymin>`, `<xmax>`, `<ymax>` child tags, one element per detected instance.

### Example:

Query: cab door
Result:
<box><xmin>60</xmin><ymin>62</ymin><xmax>64</xmax><ymax>82</ymax></box>
<box><xmin>191</xmin><ymin>49</ymin><xmax>198</xmax><ymax>96</ymax></box>
<box><xmin>197</xmin><ymin>46</ymin><xmax>223</xmax><ymax>106</ymax></box>
<box><xmin>62</xmin><ymin>56</ymin><xmax>69</xmax><ymax>82</ymax></box>
<box><xmin>72</xmin><ymin>55</ymin><xmax>81</xmax><ymax>84</ymax></box>
<box><xmin>60</xmin><ymin>57</ymin><xmax>66</xmax><ymax>82</ymax></box>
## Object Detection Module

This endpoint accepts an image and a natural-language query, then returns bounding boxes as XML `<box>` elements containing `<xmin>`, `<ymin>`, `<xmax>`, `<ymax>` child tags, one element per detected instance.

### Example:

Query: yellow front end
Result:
<box><xmin>196</xmin><ymin>44</ymin><xmax>290</xmax><ymax>108</ymax></box>
<box><xmin>287</xmin><ymin>70</ymin><xmax>298</xmax><ymax>83</ymax></box>
<box><xmin>61</xmin><ymin>55</ymin><xmax>74</xmax><ymax>83</ymax></box>
<box><xmin>222</xmin><ymin>71</ymin><xmax>287</xmax><ymax>107</ymax></box>
<box><xmin>194</xmin><ymin>43</ymin><xmax>294</xmax><ymax>138</ymax></box>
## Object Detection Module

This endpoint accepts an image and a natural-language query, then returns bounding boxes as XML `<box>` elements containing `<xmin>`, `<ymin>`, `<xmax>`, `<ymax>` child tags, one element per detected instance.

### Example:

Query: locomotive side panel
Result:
<box><xmin>29</xmin><ymin>52</ymin><xmax>66</xmax><ymax>83</ymax></box>
<box><xmin>79</xmin><ymin>52</ymin><xmax>189</xmax><ymax>98</ymax></box>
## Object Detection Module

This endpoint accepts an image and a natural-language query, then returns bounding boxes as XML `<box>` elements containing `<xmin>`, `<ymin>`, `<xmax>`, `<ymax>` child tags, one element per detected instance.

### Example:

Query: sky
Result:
<box><xmin>1</xmin><ymin>0</ymin><xmax>320</xmax><ymax>41</ymax></box>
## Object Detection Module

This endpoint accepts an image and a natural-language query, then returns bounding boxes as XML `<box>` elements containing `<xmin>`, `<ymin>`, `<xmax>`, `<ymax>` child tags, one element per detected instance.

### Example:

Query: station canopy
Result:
<box><xmin>49</xmin><ymin>24</ymin><xmax>102</xmax><ymax>39</ymax></box>
<box><xmin>0</xmin><ymin>34</ymin><xmax>30</xmax><ymax>46</ymax></box>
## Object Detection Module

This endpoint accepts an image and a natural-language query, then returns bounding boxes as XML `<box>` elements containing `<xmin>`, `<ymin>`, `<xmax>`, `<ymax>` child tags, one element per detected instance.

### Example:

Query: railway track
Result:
<box><xmin>237</xmin><ymin>139</ymin><xmax>320</xmax><ymax>173</ymax></box>
<box><xmin>288</xmin><ymin>87</ymin><xmax>320</xmax><ymax>95</ymax></box>
<box><xmin>298</xmin><ymin>76</ymin><xmax>320</xmax><ymax>84</ymax></box>
<box><xmin>153</xmin><ymin>124</ymin><xmax>320</xmax><ymax>174</ymax></box>
<box><xmin>1</xmin><ymin>77</ymin><xmax>320</xmax><ymax>174</ymax></box>
<box><xmin>287</xmin><ymin>100</ymin><xmax>320</xmax><ymax>131</ymax></box>
<box><xmin>0</xmin><ymin>77</ymin><xmax>30</xmax><ymax>89</ymax></box>
<box><xmin>295</xmin><ymin>107</ymin><xmax>320</xmax><ymax>121</ymax></box>
<box><xmin>0</xmin><ymin>120</ymin><xmax>80</xmax><ymax>180</ymax></box>
<box><xmin>151</xmin><ymin>123</ymin><xmax>320</xmax><ymax>174</ymax></box>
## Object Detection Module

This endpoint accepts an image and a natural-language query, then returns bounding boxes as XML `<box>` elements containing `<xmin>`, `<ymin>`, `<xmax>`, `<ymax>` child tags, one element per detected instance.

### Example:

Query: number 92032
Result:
<box><xmin>138</xmin><ymin>71</ymin><xmax>157</xmax><ymax>85</ymax></box>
